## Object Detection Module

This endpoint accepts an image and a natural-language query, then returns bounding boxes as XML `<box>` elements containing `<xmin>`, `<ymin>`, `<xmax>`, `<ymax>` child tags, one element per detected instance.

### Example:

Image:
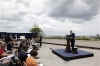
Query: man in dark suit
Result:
<box><xmin>65</xmin><ymin>35</ymin><xmax>71</xmax><ymax>52</ymax></box>
<box><xmin>70</xmin><ymin>30</ymin><xmax>75</xmax><ymax>51</ymax></box>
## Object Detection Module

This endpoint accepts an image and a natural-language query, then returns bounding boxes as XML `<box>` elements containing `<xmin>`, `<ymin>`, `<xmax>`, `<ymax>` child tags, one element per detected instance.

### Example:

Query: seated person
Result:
<box><xmin>18</xmin><ymin>40</ymin><xmax>29</xmax><ymax>52</ymax></box>
<box><xmin>0</xmin><ymin>47</ymin><xmax>5</xmax><ymax>58</ymax></box>
<box><xmin>32</xmin><ymin>45</ymin><xmax>39</xmax><ymax>51</ymax></box>
<box><xmin>9</xmin><ymin>50</ymin><xmax>21</xmax><ymax>66</ymax></box>
<box><xmin>18</xmin><ymin>50</ymin><xmax>38</xmax><ymax>66</ymax></box>
<box><xmin>7</xmin><ymin>41</ymin><xmax>13</xmax><ymax>51</ymax></box>
<box><xmin>30</xmin><ymin>49</ymin><xmax>39</xmax><ymax>59</ymax></box>
<box><xmin>0</xmin><ymin>41</ymin><xmax>8</xmax><ymax>58</ymax></box>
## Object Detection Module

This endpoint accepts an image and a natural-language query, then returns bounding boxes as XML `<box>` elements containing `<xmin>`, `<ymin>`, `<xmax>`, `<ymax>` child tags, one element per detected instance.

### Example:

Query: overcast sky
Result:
<box><xmin>0</xmin><ymin>0</ymin><xmax>100</xmax><ymax>36</ymax></box>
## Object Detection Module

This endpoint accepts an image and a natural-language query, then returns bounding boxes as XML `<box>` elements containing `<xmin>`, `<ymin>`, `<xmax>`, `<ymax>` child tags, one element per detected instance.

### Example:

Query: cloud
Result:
<box><xmin>47</xmin><ymin>0</ymin><xmax>100</xmax><ymax>21</ymax></box>
<box><xmin>35</xmin><ymin>16</ymin><xmax>81</xmax><ymax>35</ymax></box>
<box><xmin>0</xmin><ymin>0</ymin><xmax>29</xmax><ymax>32</ymax></box>
<box><xmin>79</xmin><ymin>12</ymin><xmax>100</xmax><ymax>35</ymax></box>
<box><xmin>0</xmin><ymin>0</ymin><xmax>100</xmax><ymax>36</ymax></box>
<box><xmin>0</xmin><ymin>0</ymin><xmax>47</xmax><ymax>33</ymax></box>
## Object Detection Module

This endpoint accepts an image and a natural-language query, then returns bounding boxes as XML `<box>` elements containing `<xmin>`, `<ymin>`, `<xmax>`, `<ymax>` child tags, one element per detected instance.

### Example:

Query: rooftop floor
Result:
<box><xmin>38</xmin><ymin>43</ymin><xmax>100</xmax><ymax>66</ymax></box>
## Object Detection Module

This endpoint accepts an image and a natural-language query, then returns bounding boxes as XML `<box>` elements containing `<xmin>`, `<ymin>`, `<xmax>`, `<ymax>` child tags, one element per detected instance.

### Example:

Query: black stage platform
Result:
<box><xmin>52</xmin><ymin>49</ymin><xmax>94</xmax><ymax>61</ymax></box>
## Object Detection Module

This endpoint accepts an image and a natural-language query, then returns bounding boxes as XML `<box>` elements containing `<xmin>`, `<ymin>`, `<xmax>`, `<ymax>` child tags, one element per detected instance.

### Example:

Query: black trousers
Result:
<box><xmin>70</xmin><ymin>39</ymin><xmax>75</xmax><ymax>49</ymax></box>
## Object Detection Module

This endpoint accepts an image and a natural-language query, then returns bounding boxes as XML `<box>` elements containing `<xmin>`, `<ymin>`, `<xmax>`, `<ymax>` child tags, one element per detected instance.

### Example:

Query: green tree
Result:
<box><xmin>30</xmin><ymin>25</ymin><xmax>43</xmax><ymax>36</ymax></box>
<box><xmin>95</xmin><ymin>34</ymin><xmax>100</xmax><ymax>40</ymax></box>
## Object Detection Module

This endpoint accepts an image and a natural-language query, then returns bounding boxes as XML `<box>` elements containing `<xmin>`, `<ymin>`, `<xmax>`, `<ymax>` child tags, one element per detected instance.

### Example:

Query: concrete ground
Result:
<box><xmin>38</xmin><ymin>39</ymin><xmax>100</xmax><ymax>66</ymax></box>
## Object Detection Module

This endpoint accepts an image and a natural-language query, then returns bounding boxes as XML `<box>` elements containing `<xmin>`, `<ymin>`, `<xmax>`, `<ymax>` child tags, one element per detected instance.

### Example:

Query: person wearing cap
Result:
<box><xmin>18</xmin><ymin>50</ymin><xmax>38</xmax><ymax>66</ymax></box>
